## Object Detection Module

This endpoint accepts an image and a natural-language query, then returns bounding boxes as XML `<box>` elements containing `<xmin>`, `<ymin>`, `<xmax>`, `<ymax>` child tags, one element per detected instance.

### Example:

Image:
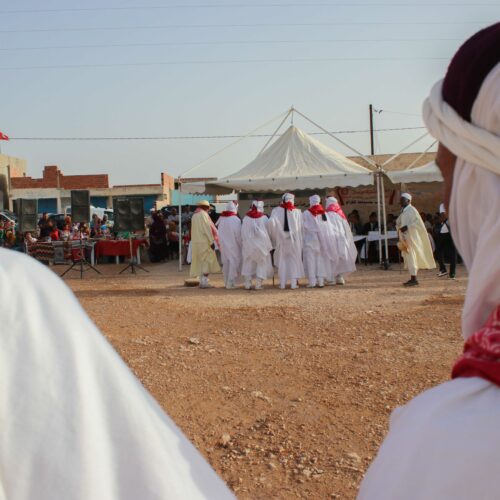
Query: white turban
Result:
<box><xmin>225</xmin><ymin>201</ymin><xmax>237</xmax><ymax>212</ymax></box>
<box><xmin>401</xmin><ymin>192</ymin><xmax>412</xmax><ymax>202</ymax></box>
<box><xmin>282</xmin><ymin>193</ymin><xmax>294</xmax><ymax>203</ymax></box>
<box><xmin>439</xmin><ymin>203</ymin><xmax>446</xmax><ymax>214</ymax></box>
<box><xmin>325</xmin><ymin>196</ymin><xmax>337</xmax><ymax>208</ymax></box>
<box><xmin>432</xmin><ymin>63</ymin><xmax>500</xmax><ymax>339</ymax></box>
<box><xmin>252</xmin><ymin>200</ymin><xmax>264</xmax><ymax>213</ymax></box>
<box><xmin>309</xmin><ymin>194</ymin><xmax>321</xmax><ymax>207</ymax></box>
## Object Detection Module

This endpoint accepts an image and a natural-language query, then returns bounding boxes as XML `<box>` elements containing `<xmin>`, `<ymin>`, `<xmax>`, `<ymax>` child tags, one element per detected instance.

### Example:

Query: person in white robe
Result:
<box><xmin>302</xmin><ymin>194</ymin><xmax>336</xmax><ymax>288</ymax></box>
<box><xmin>0</xmin><ymin>247</ymin><xmax>234</xmax><ymax>500</ymax></box>
<box><xmin>215</xmin><ymin>201</ymin><xmax>242</xmax><ymax>289</ymax></box>
<box><xmin>241</xmin><ymin>200</ymin><xmax>273</xmax><ymax>290</ymax></box>
<box><xmin>324</xmin><ymin>196</ymin><xmax>357</xmax><ymax>285</ymax></box>
<box><xmin>267</xmin><ymin>193</ymin><xmax>304</xmax><ymax>289</ymax></box>
<box><xmin>190</xmin><ymin>200</ymin><xmax>221</xmax><ymax>288</ymax></box>
<box><xmin>358</xmin><ymin>23</ymin><xmax>500</xmax><ymax>500</ymax></box>
<box><xmin>396</xmin><ymin>192</ymin><xmax>436</xmax><ymax>286</ymax></box>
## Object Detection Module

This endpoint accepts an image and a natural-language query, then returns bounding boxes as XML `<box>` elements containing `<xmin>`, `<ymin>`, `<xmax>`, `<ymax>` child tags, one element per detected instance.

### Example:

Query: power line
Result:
<box><xmin>0</xmin><ymin>20</ymin><xmax>488</xmax><ymax>34</ymax></box>
<box><xmin>8</xmin><ymin>126</ymin><xmax>426</xmax><ymax>141</ymax></box>
<box><xmin>0</xmin><ymin>3</ymin><xmax>494</xmax><ymax>13</ymax></box>
<box><xmin>0</xmin><ymin>37</ymin><xmax>463</xmax><ymax>52</ymax></box>
<box><xmin>0</xmin><ymin>56</ymin><xmax>449</xmax><ymax>71</ymax></box>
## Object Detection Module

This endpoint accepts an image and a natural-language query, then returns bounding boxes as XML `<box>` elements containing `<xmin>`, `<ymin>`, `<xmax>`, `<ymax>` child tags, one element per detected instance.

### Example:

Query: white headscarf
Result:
<box><xmin>309</xmin><ymin>194</ymin><xmax>321</xmax><ymax>207</ymax></box>
<box><xmin>0</xmin><ymin>249</ymin><xmax>234</xmax><ymax>499</ymax></box>
<box><xmin>282</xmin><ymin>193</ymin><xmax>294</xmax><ymax>203</ymax></box>
<box><xmin>424</xmin><ymin>63</ymin><xmax>500</xmax><ymax>339</ymax></box>
<box><xmin>401</xmin><ymin>192</ymin><xmax>412</xmax><ymax>202</ymax></box>
<box><xmin>225</xmin><ymin>201</ymin><xmax>237</xmax><ymax>212</ymax></box>
<box><xmin>252</xmin><ymin>200</ymin><xmax>264</xmax><ymax>213</ymax></box>
<box><xmin>325</xmin><ymin>196</ymin><xmax>338</xmax><ymax>208</ymax></box>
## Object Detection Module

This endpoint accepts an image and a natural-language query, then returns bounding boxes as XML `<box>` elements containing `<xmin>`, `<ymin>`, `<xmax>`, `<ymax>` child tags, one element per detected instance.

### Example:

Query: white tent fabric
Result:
<box><xmin>182</xmin><ymin>125</ymin><xmax>374</xmax><ymax>194</ymax></box>
<box><xmin>386</xmin><ymin>161</ymin><xmax>443</xmax><ymax>184</ymax></box>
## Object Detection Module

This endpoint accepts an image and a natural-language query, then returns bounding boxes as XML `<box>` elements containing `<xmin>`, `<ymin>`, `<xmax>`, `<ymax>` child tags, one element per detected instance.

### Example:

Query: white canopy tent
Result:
<box><xmin>183</xmin><ymin>124</ymin><xmax>374</xmax><ymax>194</ymax></box>
<box><xmin>176</xmin><ymin>107</ymin><xmax>407</xmax><ymax>271</ymax></box>
<box><xmin>386</xmin><ymin>160</ymin><xmax>443</xmax><ymax>184</ymax></box>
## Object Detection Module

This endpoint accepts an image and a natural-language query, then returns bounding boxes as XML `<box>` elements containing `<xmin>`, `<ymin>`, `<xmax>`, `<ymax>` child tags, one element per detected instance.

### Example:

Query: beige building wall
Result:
<box><xmin>0</xmin><ymin>154</ymin><xmax>27</xmax><ymax>208</ymax></box>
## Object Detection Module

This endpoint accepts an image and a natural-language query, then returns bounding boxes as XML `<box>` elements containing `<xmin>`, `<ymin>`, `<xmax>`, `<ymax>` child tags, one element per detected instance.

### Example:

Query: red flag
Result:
<box><xmin>0</xmin><ymin>132</ymin><xmax>9</xmax><ymax>141</ymax></box>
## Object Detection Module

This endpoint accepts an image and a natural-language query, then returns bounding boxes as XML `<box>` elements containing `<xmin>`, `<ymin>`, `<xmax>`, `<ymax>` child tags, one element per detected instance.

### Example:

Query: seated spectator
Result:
<box><xmin>386</xmin><ymin>214</ymin><xmax>397</xmax><ymax>231</ymax></box>
<box><xmin>363</xmin><ymin>212</ymin><xmax>379</xmax><ymax>234</ymax></box>
<box><xmin>348</xmin><ymin>213</ymin><xmax>363</xmax><ymax>236</ymax></box>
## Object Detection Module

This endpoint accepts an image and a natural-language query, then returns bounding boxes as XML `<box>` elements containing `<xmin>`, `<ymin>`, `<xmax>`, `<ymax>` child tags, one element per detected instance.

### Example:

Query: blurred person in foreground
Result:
<box><xmin>0</xmin><ymin>247</ymin><xmax>234</xmax><ymax>499</ymax></box>
<box><xmin>358</xmin><ymin>22</ymin><xmax>500</xmax><ymax>499</ymax></box>
<box><xmin>190</xmin><ymin>200</ymin><xmax>221</xmax><ymax>289</ymax></box>
<box><xmin>396</xmin><ymin>192</ymin><xmax>435</xmax><ymax>286</ymax></box>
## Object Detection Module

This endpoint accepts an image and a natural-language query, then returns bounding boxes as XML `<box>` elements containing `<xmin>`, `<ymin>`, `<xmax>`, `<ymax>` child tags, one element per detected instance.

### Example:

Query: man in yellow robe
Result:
<box><xmin>190</xmin><ymin>200</ymin><xmax>221</xmax><ymax>288</ymax></box>
<box><xmin>396</xmin><ymin>192</ymin><xmax>436</xmax><ymax>286</ymax></box>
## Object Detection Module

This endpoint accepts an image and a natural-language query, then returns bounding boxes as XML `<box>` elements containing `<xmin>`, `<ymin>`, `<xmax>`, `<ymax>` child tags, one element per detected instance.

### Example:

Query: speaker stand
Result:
<box><xmin>60</xmin><ymin>233</ymin><xmax>101</xmax><ymax>279</ymax></box>
<box><xmin>119</xmin><ymin>236</ymin><xmax>148</xmax><ymax>275</ymax></box>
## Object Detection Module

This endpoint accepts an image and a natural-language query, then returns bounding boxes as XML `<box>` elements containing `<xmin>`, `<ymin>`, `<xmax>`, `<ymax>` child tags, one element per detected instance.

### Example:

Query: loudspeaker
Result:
<box><xmin>113</xmin><ymin>198</ymin><xmax>144</xmax><ymax>232</ymax></box>
<box><xmin>14</xmin><ymin>199</ymin><xmax>38</xmax><ymax>233</ymax></box>
<box><xmin>71</xmin><ymin>190</ymin><xmax>90</xmax><ymax>223</ymax></box>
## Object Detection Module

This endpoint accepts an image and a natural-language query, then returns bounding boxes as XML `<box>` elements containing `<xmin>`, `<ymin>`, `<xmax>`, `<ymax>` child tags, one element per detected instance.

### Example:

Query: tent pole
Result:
<box><xmin>380</xmin><ymin>172</ymin><xmax>389</xmax><ymax>268</ymax></box>
<box><xmin>257</xmin><ymin>108</ymin><xmax>293</xmax><ymax>157</ymax></box>
<box><xmin>293</xmin><ymin>108</ymin><xmax>377</xmax><ymax>167</ymax></box>
<box><xmin>178</xmin><ymin>181</ymin><xmax>183</xmax><ymax>272</ymax></box>
<box><xmin>376</xmin><ymin>169</ymin><xmax>383</xmax><ymax>264</ymax></box>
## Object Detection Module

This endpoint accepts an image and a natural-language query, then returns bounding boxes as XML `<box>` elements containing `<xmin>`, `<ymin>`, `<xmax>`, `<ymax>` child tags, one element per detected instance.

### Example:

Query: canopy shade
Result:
<box><xmin>386</xmin><ymin>161</ymin><xmax>443</xmax><ymax>184</ymax></box>
<box><xmin>182</xmin><ymin>125</ymin><xmax>374</xmax><ymax>194</ymax></box>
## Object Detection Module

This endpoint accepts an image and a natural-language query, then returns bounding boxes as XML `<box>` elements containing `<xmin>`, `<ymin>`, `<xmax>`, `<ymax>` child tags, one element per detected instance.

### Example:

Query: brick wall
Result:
<box><xmin>10</xmin><ymin>165</ymin><xmax>109</xmax><ymax>189</ymax></box>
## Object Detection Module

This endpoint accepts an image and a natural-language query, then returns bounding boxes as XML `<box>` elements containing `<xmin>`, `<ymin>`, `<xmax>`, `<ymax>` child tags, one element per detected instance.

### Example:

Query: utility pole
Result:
<box><xmin>369</xmin><ymin>104</ymin><xmax>375</xmax><ymax>156</ymax></box>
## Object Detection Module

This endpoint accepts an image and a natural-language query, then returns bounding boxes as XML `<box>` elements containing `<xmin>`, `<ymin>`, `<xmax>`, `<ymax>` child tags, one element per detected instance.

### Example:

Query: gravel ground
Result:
<box><xmin>62</xmin><ymin>261</ymin><xmax>466</xmax><ymax>499</ymax></box>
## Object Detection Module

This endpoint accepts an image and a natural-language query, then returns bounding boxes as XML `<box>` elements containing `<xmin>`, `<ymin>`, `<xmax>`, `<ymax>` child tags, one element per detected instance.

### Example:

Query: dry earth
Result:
<box><xmin>62</xmin><ymin>261</ymin><xmax>466</xmax><ymax>499</ymax></box>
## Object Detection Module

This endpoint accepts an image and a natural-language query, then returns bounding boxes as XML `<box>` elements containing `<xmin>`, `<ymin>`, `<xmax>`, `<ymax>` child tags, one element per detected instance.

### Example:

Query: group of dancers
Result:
<box><xmin>206</xmin><ymin>193</ymin><xmax>357</xmax><ymax>290</ymax></box>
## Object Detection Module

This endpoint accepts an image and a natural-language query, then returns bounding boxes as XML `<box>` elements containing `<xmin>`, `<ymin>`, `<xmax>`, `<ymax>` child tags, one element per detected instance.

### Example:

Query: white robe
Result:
<box><xmin>302</xmin><ymin>210</ymin><xmax>334</xmax><ymax>283</ymax></box>
<box><xmin>396</xmin><ymin>204</ymin><xmax>436</xmax><ymax>275</ymax></box>
<box><xmin>326</xmin><ymin>211</ymin><xmax>357</xmax><ymax>278</ymax></box>
<box><xmin>215</xmin><ymin>215</ymin><xmax>242</xmax><ymax>284</ymax></box>
<box><xmin>0</xmin><ymin>248</ymin><xmax>233</xmax><ymax>500</ymax></box>
<box><xmin>241</xmin><ymin>215</ymin><xmax>273</xmax><ymax>280</ymax></box>
<box><xmin>268</xmin><ymin>206</ymin><xmax>304</xmax><ymax>283</ymax></box>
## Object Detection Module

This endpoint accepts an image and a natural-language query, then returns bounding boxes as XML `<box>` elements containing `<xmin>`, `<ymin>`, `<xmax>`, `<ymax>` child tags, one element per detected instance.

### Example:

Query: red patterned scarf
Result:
<box><xmin>452</xmin><ymin>305</ymin><xmax>500</xmax><ymax>385</ymax></box>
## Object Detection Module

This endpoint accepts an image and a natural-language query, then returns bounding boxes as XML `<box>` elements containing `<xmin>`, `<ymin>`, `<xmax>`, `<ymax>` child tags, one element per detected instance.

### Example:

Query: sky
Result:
<box><xmin>0</xmin><ymin>1</ymin><xmax>498</xmax><ymax>185</ymax></box>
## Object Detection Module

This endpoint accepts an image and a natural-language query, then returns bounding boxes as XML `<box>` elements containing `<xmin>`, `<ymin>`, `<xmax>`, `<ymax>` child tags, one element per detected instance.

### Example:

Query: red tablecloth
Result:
<box><xmin>94</xmin><ymin>239</ymin><xmax>146</xmax><ymax>258</ymax></box>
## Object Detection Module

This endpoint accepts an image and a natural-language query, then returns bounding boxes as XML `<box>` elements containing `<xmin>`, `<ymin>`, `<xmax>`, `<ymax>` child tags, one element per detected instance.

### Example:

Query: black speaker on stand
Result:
<box><xmin>61</xmin><ymin>190</ymin><xmax>101</xmax><ymax>279</ymax></box>
<box><xmin>114</xmin><ymin>197</ymin><xmax>148</xmax><ymax>275</ymax></box>
<box><xmin>14</xmin><ymin>199</ymin><xmax>38</xmax><ymax>233</ymax></box>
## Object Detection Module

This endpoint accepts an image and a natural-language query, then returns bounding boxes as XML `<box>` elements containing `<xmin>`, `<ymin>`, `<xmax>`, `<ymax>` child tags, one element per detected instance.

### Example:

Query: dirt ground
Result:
<box><xmin>62</xmin><ymin>261</ymin><xmax>466</xmax><ymax>499</ymax></box>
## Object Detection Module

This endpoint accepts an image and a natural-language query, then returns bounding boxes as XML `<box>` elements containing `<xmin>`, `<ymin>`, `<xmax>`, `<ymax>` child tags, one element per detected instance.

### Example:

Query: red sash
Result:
<box><xmin>308</xmin><ymin>204</ymin><xmax>325</xmax><ymax>216</ymax></box>
<box><xmin>280</xmin><ymin>202</ymin><xmax>295</xmax><ymax>211</ymax></box>
<box><xmin>246</xmin><ymin>208</ymin><xmax>264</xmax><ymax>219</ymax></box>
<box><xmin>452</xmin><ymin>305</ymin><xmax>500</xmax><ymax>386</ymax></box>
<box><xmin>220</xmin><ymin>211</ymin><xmax>237</xmax><ymax>217</ymax></box>
<box><xmin>326</xmin><ymin>203</ymin><xmax>347</xmax><ymax>221</ymax></box>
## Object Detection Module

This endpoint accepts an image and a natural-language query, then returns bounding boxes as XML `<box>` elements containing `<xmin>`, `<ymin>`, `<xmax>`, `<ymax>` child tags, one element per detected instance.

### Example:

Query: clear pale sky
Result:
<box><xmin>0</xmin><ymin>1</ymin><xmax>497</xmax><ymax>184</ymax></box>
